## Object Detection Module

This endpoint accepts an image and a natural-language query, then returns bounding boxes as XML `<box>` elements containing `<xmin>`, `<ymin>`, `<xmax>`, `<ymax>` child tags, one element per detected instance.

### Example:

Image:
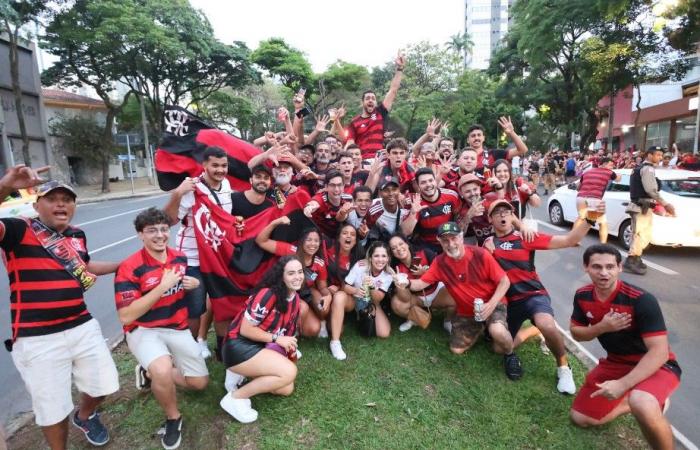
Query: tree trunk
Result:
<box><xmin>100</xmin><ymin>109</ymin><xmax>117</xmax><ymax>193</ymax></box>
<box><xmin>8</xmin><ymin>29</ymin><xmax>31</xmax><ymax>166</ymax></box>
<box><xmin>405</xmin><ymin>103</ymin><xmax>419</xmax><ymax>139</ymax></box>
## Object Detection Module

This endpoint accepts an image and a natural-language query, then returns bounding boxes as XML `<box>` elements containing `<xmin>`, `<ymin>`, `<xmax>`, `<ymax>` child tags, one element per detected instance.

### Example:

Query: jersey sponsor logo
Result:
<box><xmin>370</xmin><ymin>113</ymin><xmax>377</xmax><ymax>120</ymax></box>
<box><xmin>252</xmin><ymin>303</ymin><xmax>268</xmax><ymax>318</ymax></box>
<box><xmin>70</xmin><ymin>237</ymin><xmax>85</xmax><ymax>252</ymax></box>
<box><xmin>162</xmin><ymin>281</ymin><xmax>184</xmax><ymax>297</ymax></box>
<box><xmin>145</xmin><ymin>276</ymin><xmax>160</xmax><ymax>288</ymax></box>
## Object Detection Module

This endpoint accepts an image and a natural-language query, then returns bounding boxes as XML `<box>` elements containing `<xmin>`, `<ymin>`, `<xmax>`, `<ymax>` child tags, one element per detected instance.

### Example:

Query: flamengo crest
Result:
<box><xmin>164</xmin><ymin>109</ymin><xmax>190</xmax><ymax>136</ymax></box>
<box><xmin>193</xmin><ymin>203</ymin><xmax>226</xmax><ymax>251</ymax></box>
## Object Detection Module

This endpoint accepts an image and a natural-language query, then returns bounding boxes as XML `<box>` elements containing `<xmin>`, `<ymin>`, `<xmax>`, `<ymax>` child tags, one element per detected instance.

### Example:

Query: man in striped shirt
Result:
<box><xmin>0</xmin><ymin>167</ymin><xmax>120</xmax><ymax>449</ymax></box>
<box><xmin>115</xmin><ymin>208</ymin><xmax>208</xmax><ymax>449</ymax></box>
<box><xmin>574</xmin><ymin>157</ymin><xmax>620</xmax><ymax>243</ymax></box>
<box><xmin>484</xmin><ymin>199</ymin><xmax>602</xmax><ymax>393</ymax></box>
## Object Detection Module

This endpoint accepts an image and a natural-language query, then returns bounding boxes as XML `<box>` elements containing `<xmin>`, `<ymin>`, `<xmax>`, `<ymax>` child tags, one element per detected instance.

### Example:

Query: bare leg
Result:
<box><xmin>77</xmin><ymin>393</ymin><xmax>105</xmax><ymax>421</ymax></box>
<box><xmin>330</xmin><ymin>291</ymin><xmax>354</xmax><ymax>341</ymax></box>
<box><xmin>599</xmin><ymin>222</ymin><xmax>608</xmax><ymax>244</ymax></box>
<box><xmin>148</xmin><ymin>355</ymin><xmax>181</xmax><ymax>420</ymax></box>
<box><xmin>488</xmin><ymin>322</ymin><xmax>514</xmax><ymax>355</ymax></box>
<box><xmin>374</xmin><ymin>303</ymin><xmax>391</xmax><ymax>338</ymax></box>
<box><xmin>41</xmin><ymin>417</ymin><xmax>69</xmax><ymax>450</ymax></box>
<box><xmin>629</xmin><ymin>390</ymin><xmax>674</xmax><ymax>450</ymax></box>
<box><xmin>197</xmin><ymin>297</ymin><xmax>213</xmax><ymax>341</ymax></box>
<box><xmin>513</xmin><ymin>325</ymin><xmax>542</xmax><ymax>348</ymax></box>
<box><xmin>533</xmin><ymin>313</ymin><xmax>567</xmax><ymax>366</ymax></box>
<box><xmin>228</xmin><ymin>350</ymin><xmax>297</xmax><ymax>399</ymax></box>
<box><xmin>299</xmin><ymin>301</ymin><xmax>321</xmax><ymax>337</ymax></box>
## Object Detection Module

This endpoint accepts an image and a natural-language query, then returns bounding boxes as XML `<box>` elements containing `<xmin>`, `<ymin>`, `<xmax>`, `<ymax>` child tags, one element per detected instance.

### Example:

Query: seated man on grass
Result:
<box><xmin>400</xmin><ymin>222</ymin><xmax>522</xmax><ymax>380</ymax></box>
<box><xmin>115</xmin><ymin>208</ymin><xmax>209</xmax><ymax>450</ymax></box>
<box><xmin>569</xmin><ymin>244</ymin><xmax>681</xmax><ymax>450</ymax></box>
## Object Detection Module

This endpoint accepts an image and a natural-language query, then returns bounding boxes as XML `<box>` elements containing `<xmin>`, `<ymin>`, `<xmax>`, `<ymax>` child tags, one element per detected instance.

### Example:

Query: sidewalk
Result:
<box><xmin>74</xmin><ymin>176</ymin><xmax>164</xmax><ymax>204</ymax></box>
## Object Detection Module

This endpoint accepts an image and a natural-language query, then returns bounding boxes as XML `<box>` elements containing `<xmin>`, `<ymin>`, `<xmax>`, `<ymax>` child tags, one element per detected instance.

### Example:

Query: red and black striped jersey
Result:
<box><xmin>442</xmin><ymin>168</ymin><xmax>461</xmax><ymax>192</ymax></box>
<box><xmin>347</xmin><ymin>102</ymin><xmax>389</xmax><ymax>159</ymax></box>
<box><xmin>227</xmin><ymin>288</ymin><xmax>300</xmax><ymax>340</ymax></box>
<box><xmin>0</xmin><ymin>218</ymin><xmax>92</xmax><ymax>338</ymax></box>
<box><xmin>475</xmin><ymin>148</ymin><xmax>509</xmax><ymax>173</ymax></box>
<box><xmin>571</xmin><ymin>281</ymin><xmax>677</xmax><ymax>364</ymax></box>
<box><xmin>344</xmin><ymin>171</ymin><xmax>369</xmax><ymax>195</ymax></box>
<box><xmin>379</xmin><ymin>162</ymin><xmax>415</xmax><ymax>194</ymax></box>
<box><xmin>273</xmin><ymin>241</ymin><xmax>328</xmax><ymax>288</ymax></box>
<box><xmin>491</xmin><ymin>231</ymin><xmax>552</xmax><ymax>302</ymax></box>
<box><xmin>114</xmin><ymin>248</ymin><xmax>188</xmax><ymax>333</ymax></box>
<box><xmin>325</xmin><ymin>244</ymin><xmax>352</xmax><ymax>286</ymax></box>
<box><xmin>412</xmin><ymin>189</ymin><xmax>461</xmax><ymax>247</ymax></box>
<box><xmin>310</xmin><ymin>192</ymin><xmax>353</xmax><ymax>238</ymax></box>
<box><xmin>577</xmin><ymin>167</ymin><xmax>616</xmax><ymax>199</ymax></box>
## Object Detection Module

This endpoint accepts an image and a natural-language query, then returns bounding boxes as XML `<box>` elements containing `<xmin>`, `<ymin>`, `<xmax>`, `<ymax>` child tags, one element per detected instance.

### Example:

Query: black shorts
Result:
<box><xmin>506</xmin><ymin>294</ymin><xmax>555</xmax><ymax>337</ymax></box>
<box><xmin>222</xmin><ymin>336</ymin><xmax>263</xmax><ymax>368</ymax></box>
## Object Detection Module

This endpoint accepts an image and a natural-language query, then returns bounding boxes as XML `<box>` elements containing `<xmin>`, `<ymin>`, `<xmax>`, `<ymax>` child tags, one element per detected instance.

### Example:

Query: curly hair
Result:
<box><xmin>255</xmin><ymin>255</ymin><xmax>303</xmax><ymax>313</ymax></box>
<box><xmin>133</xmin><ymin>208</ymin><xmax>170</xmax><ymax>232</ymax></box>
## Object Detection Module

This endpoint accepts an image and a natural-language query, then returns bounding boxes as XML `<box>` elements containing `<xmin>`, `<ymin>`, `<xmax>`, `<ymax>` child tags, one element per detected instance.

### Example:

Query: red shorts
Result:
<box><xmin>571</xmin><ymin>357</ymin><xmax>680</xmax><ymax>420</ymax></box>
<box><xmin>210</xmin><ymin>296</ymin><xmax>246</xmax><ymax>323</ymax></box>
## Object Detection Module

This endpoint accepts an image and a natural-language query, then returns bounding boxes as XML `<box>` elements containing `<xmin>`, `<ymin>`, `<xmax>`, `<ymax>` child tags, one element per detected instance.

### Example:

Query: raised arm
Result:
<box><xmin>0</xmin><ymin>164</ymin><xmax>50</xmax><ymax>201</ymax></box>
<box><xmin>498</xmin><ymin>117</ymin><xmax>528</xmax><ymax>159</ymax></box>
<box><xmin>305</xmin><ymin>115</ymin><xmax>330</xmax><ymax>145</ymax></box>
<box><xmin>163</xmin><ymin>177</ymin><xmax>196</xmax><ymax>225</ymax></box>
<box><xmin>382</xmin><ymin>51</ymin><xmax>406</xmax><ymax>111</ymax></box>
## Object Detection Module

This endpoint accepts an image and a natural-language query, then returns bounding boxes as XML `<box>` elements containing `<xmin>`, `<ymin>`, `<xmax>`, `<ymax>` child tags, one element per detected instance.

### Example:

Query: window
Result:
<box><xmin>645</xmin><ymin>121</ymin><xmax>670</xmax><ymax>148</ymax></box>
<box><xmin>674</xmin><ymin>116</ymin><xmax>697</xmax><ymax>153</ymax></box>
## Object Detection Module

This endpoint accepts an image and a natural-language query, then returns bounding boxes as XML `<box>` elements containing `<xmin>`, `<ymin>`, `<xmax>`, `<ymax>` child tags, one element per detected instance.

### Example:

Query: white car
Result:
<box><xmin>547</xmin><ymin>168</ymin><xmax>700</xmax><ymax>249</ymax></box>
<box><xmin>0</xmin><ymin>189</ymin><xmax>38</xmax><ymax>219</ymax></box>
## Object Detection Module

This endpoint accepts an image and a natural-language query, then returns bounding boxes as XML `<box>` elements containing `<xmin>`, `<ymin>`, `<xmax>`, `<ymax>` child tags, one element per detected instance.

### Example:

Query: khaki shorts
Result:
<box><xmin>450</xmin><ymin>303</ymin><xmax>507</xmax><ymax>350</ymax></box>
<box><xmin>126</xmin><ymin>327</ymin><xmax>209</xmax><ymax>377</ymax></box>
<box><xmin>576</xmin><ymin>198</ymin><xmax>607</xmax><ymax>224</ymax></box>
<box><xmin>11</xmin><ymin>319</ymin><xmax>120</xmax><ymax>426</ymax></box>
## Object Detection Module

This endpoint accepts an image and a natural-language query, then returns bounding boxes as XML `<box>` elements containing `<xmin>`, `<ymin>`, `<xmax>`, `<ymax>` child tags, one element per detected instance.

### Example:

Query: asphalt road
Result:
<box><xmin>0</xmin><ymin>193</ymin><xmax>698</xmax><ymax>447</ymax></box>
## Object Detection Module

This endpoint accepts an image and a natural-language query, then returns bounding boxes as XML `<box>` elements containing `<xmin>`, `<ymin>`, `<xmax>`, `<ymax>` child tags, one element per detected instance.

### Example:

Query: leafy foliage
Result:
<box><xmin>49</xmin><ymin>115</ymin><xmax>117</xmax><ymax>165</ymax></box>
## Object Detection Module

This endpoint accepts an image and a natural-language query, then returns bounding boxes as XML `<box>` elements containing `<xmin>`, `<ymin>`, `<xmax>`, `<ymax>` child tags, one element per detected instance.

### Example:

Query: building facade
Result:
<box><xmin>464</xmin><ymin>0</ymin><xmax>514</xmax><ymax>70</ymax></box>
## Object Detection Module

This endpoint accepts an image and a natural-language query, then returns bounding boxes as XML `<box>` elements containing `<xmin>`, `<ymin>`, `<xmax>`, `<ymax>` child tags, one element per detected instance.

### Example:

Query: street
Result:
<box><xmin>0</xmin><ymin>193</ymin><xmax>698</xmax><ymax>446</ymax></box>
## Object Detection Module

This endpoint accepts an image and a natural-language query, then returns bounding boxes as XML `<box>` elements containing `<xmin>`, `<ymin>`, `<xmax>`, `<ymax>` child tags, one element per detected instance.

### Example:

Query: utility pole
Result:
<box><xmin>607</xmin><ymin>86</ymin><xmax>615</xmax><ymax>152</ymax></box>
<box><xmin>139</xmin><ymin>94</ymin><xmax>153</xmax><ymax>184</ymax></box>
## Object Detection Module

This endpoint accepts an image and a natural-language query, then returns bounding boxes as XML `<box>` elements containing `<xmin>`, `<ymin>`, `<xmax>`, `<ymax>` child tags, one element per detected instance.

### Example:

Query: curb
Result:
<box><xmin>76</xmin><ymin>190</ymin><xmax>164</xmax><ymax>205</ymax></box>
<box><xmin>4</xmin><ymin>334</ymin><xmax>125</xmax><ymax>440</ymax></box>
<box><xmin>555</xmin><ymin>322</ymin><xmax>697</xmax><ymax>450</ymax></box>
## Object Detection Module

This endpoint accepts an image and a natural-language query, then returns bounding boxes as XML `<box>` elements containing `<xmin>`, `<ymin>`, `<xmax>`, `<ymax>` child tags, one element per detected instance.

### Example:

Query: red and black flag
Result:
<box><xmin>155</xmin><ymin>105</ymin><xmax>262</xmax><ymax>191</ymax></box>
<box><xmin>192</xmin><ymin>188</ymin><xmax>314</xmax><ymax>320</ymax></box>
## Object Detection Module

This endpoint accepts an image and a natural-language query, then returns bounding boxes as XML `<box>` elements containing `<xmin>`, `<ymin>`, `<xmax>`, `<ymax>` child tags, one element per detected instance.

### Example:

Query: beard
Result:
<box><xmin>316</xmin><ymin>155</ymin><xmax>330</xmax><ymax>164</ymax></box>
<box><xmin>275</xmin><ymin>173</ymin><xmax>292</xmax><ymax>185</ymax></box>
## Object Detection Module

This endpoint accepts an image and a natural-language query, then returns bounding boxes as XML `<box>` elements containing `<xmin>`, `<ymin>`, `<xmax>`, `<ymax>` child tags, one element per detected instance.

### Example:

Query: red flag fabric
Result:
<box><xmin>192</xmin><ymin>188</ymin><xmax>313</xmax><ymax>320</ymax></box>
<box><xmin>155</xmin><ymin>105</ymin><xmax>262</xmax><ymax>192</ymax></box>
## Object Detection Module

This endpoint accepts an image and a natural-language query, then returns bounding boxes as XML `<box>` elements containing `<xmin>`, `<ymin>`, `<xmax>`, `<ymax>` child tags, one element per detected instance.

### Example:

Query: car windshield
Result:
<box><xmin>663</xmin><ymin>178</ymin><xmax>700</xmax><ymax>198</ymax></box>
<box><xmin>1</xmin><ymin>191</ymin><xmax>22</xmax><ymax>203</ymax></box>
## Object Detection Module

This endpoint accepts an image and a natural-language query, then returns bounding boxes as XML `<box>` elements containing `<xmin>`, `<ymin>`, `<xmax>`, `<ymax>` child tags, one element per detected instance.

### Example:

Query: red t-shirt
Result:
<box><xmin>227</xmin><ymin>288</ymin><xmax>300</xmax><ymax>340</ymax></box>
<box><xmin>347</xmin><ymin>102</ymin><xmax>389</xmax><ymax>159</ymax></box>
<box><xmin>421</xmin><ymin>245</ymin><xmax>506</xmax><ymax>317</ymax></box>
<box><xmin>577</xmin><ymin>167</ymin><xmax>616</xmax><ymax>199</ymax></box>
<box><xmin>490</xmin><ymin>231</ymin><xmax>552</xmax><ymax>302</ymax></box>
<box><xmin>273</xmin><ymin>241</ymin><xmax>328</xmax><ymax>288</ymax></box>
<box><xmin>395</xmin><ymin>249</ymin><xmax>438</xmax><ymax>297</ymax></box>
<box><xmin>114</xmin><ymin>248</ymin><xmax>189</xmax><ymax>333</ymax></box>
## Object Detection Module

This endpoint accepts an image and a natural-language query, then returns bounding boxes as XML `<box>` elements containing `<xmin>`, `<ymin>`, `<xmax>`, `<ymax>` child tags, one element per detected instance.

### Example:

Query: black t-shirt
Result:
<box><xmin>230</xmin><ymin>191</ymin><xmax>274</xmax><ymax>218</ymax></box>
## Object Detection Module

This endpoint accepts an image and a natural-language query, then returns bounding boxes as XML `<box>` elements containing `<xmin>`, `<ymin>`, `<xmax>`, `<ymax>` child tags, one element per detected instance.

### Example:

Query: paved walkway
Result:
<box><xmin>74</xmin><ymin>176</ymin><xmax>164</xmax><ymax>204</ymax></box>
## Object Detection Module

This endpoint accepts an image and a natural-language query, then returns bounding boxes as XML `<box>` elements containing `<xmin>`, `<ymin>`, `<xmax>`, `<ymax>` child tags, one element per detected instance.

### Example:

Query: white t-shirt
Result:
<box><xmin>344</xmin><ymin>260</ymin><xmax>393</xmax><ymax>299</ymax></box>
<box><xmin>366</xmin><ymin>198</ymin><xmax>409</xmax><ymax>235</ymax></box>
<box><xmin>176</xmin><ymin>178</ymin><xmax>233</xmax><ymax>266</ymax></box>
<box><xmin>511</xmin><ymin>155</ymin><xmax>521</xmax><ymax>169</ymax></box>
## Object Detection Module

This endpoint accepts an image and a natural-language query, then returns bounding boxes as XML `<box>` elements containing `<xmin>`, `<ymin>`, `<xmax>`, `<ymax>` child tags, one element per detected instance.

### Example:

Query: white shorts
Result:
<box><xmin>126</xmin><ymin>327</ymin><xmax>209</xmax><ymax>378</ymax></box>
<box><xmin>418</xmin><ymin>282</ymin><xmax>445</xmax><ymax>308</ymax></box>
<box><xmin>10</xmin><ymin>319</ymin><xmax>120</xmax><ymax>426</ymax></box>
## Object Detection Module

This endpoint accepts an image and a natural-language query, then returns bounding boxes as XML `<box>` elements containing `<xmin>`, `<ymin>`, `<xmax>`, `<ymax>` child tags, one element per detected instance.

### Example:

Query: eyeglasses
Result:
<box><xmin>142</xmin><ymin>226</ymin><xmax>170</xmax><ymax>235</ymax></box>
<box><xmin>491</xmin><ymin>209</ymin><xmax>512</xmax><ymax>217</ymax></box>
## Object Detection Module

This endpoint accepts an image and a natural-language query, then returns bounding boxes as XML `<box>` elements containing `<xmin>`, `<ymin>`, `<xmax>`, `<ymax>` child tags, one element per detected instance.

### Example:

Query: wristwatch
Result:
<box><xmin>271</xmin><ymin>333</ymin><xmax>278</xmax><ymax>343</ymax></box>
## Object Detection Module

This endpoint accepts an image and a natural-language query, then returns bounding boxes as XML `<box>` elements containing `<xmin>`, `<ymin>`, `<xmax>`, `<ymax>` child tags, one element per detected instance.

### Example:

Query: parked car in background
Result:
<box><xmin>547</xmin><ymin>168</ymin><xmax>700</xmax><ymax>249</ymax></box>
<box><xmin>0</xmin><ymin>188</ymin><xmax>38</xmax><ymax>219</ymax></box>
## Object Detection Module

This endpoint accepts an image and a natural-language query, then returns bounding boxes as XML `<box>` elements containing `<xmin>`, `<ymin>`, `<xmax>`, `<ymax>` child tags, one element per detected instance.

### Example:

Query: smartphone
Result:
<box><xmin>411</xmin><ymin>256</ymin><xmax>422</xmax><ymax>269</ymax></box>
<box><xmin>483</xmin><ymin>167</ymin><xmax>491</xmax><ymax>178</ymax></box>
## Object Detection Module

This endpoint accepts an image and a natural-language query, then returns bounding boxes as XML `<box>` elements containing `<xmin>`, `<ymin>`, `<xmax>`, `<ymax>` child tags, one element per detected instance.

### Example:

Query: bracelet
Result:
<box><xmin>586</xmin><ymin>219</ymin><xmax>596</xmax><ymax>226</ymax></box>
<box><xmin>271</xmin><ymin>333</ymin><xmax>277</xmax><ymax>343</ymax></box>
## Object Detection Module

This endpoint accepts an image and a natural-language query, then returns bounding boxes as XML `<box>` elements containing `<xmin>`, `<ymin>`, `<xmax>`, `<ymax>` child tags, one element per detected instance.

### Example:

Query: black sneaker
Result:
<box><xmin>159</xmin><ymin>416</ymin><xmax>183</xmax><ymax>449</ymax></box>
<box><xmin>504</xmin><ymin>353</ymin><xmax>523</xmax><ymax>381</ymax></box>
<box><xmin>135</xmin><ymin>364</ymin><xmax>151</xmax><ymax>391</ymax></box>
<box><xmin>71</xmin><ymin>410</ymin><xmax>109</xmax><ymax>446</ymax></box>
<box><xmin>623</xmin><ymin>256</ymin><xmax>646</xmax><ymax>275</ymax></box>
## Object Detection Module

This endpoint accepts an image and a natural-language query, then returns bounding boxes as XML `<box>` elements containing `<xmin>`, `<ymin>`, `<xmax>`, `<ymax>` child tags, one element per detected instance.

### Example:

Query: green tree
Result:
<box><xmin>251</xmin><ymin>38</ymin><xmax>314</xmax><ymax>93</ymax></box>
<box><xmin>195</xmin><ymin>90</ymin><xmax>255</xmax><ymax>139</ymax></box>
<box><xmin>446</xmin><ymin>31</ymin><xmax>474</xmax><ymax>69</ymax></box>
<box><xmin>314</xmin><ymin>61</ymin><xmax>370</xmax><ymax>115</ymax></box>
<box><xmin>41</xmin><ymin>0</ymin><xmax>136</xmax><ymax>193</ymax></box>
<box><xmin>49</xmin><ymin>115</ymin><xmax>116</xmax><ymax>166</ymax></box>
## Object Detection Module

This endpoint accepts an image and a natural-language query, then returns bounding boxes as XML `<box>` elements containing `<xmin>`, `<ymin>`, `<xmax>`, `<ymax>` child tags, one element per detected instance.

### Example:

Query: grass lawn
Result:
<box><xmin>9</xmin><ymin>316</ymin><xmax>646</xmax><ymax>450</ymax></box>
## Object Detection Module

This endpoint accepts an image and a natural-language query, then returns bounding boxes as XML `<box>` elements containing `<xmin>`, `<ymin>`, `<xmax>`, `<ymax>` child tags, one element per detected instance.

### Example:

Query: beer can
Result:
<box><xmin>474</xmin><ymin>298</ymin><xmax>485</xmax><ymax>322</ymax></box>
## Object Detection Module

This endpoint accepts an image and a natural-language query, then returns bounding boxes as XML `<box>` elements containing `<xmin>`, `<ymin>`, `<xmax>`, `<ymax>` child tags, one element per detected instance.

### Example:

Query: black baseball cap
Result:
<box><xmin>437</xmin><ymin>221</ymin><xmax>461</xmax><ymax>237</ymax></box>
<box><xmin>379</xmin><ymin>176</ymin><xmax>400</xmax><ymax>190</ymax></box>
<box><xmin>646</xmin><ymin>146</ymin><xmax>664</xmax><ymax>154</ymax></box>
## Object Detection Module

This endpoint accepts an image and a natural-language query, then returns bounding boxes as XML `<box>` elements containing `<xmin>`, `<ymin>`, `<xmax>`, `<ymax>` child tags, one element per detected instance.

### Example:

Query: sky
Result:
<box><xmin>188</xmin><ymin>0</ymin><xmax>465</xmax><ymax>72</ymax></box>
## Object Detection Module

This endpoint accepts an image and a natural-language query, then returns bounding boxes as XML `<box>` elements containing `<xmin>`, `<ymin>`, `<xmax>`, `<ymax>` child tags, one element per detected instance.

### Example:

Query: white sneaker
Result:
<box><xmin>197</xmin><ymin>337</ymin><xmax>212</xmax><ymax>359</ymax></box>
<box><xmin>329</xmin><ymin>340</ymin><xmax>347</xmax><ymax>360</ymax></box>
<box><xmin>556</xmin><ymin>366</ymin><xmax>576</xmax><ymax>395</ymax></box>
<box><xmin>443</xmin><ymin>320</ymin><xmax>453</xmax><ymax>334</ymax></box>
<box><xmin>399</xmin><ymin>320</ymin><xmax>415</xmax><ymax>332</ymax></box>
<box><xmin>318</xmin><ymin>321</ymin><xmax>329</xmax><ymax>338</ymax></box>
<box><xmin>224</xmin><ymin>370</ymin><xmax>245</xmax><ymax>393</ymax></box>
<box><xmin>220</xmin><ymin>394</ymin><xmax>258</xmax><ymax>423</ymax></box>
